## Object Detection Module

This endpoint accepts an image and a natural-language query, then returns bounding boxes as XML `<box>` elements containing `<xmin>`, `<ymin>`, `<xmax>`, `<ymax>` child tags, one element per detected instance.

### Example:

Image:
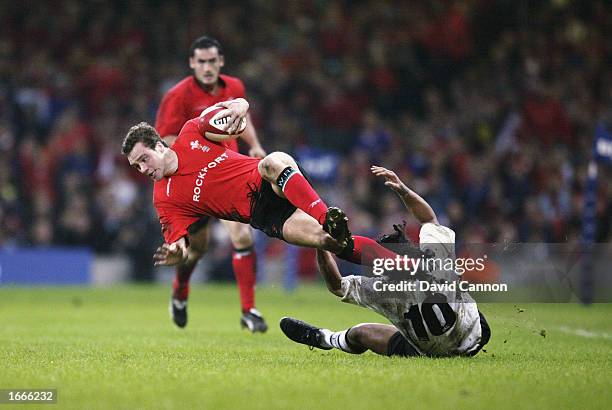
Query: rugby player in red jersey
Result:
<box><xmin>122</xmin><ymin>99</ymin><xmax>401</xmax><ymax>293</ymax></box>
<box><xmin>155</xmin><ymin>36</ymin><xmax>266</xmax><ymax>331</ymax></box>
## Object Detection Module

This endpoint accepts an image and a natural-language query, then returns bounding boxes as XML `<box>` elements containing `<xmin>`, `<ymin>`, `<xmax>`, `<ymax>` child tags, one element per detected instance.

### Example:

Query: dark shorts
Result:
<box><xmin>387</xmin><ymin>311</ymin><xmax>492</xmax><ymax>358</ymax></box>
<box><xmin>387</xmin><ymin>331</ymin><xmax>421</xmax><ymax>357</ymax></box>
<box><xmin>248</xmin><ymin>179</ymin><xmax>296</xmax><ymax>240</ymax></box>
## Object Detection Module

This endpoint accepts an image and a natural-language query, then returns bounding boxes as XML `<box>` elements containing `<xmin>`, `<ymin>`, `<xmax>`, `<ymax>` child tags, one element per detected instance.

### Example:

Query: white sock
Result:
<box><xmin>321</xmin><ymin>329</ymin><xmax>358</xmax><ymax>353</ymax></box>
<box><xmin>319</xmin><ymin>329</ymin><xmax>333</xmax><ymax>348</ymax></box>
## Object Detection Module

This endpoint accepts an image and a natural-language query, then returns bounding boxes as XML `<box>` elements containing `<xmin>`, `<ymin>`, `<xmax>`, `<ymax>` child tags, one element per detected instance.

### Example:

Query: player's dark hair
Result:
<box><xmin>190</xmin><ymin>35</ymin><xmax>223</xmax><ymax>56</ymax></box>
<box><xmin>377</xmin><ymin>222</ymin><xmax>415</xmax><ymax>252</ymax></box>
<box><xmin>378</xmin><ymin>221</ymin><xmax>435</xmax><ymax>280</ymax></box>
<box><xmin>378</xmin><ymin>221</ymin><xmax>435</xmax><ymax>259</ymax></box>
<box><xmin>376</xmin><ymin>221</ymin><xmax>434</xmax><ymax>280</ymax></box>
<box><xmin>121</xmin><ymin>122</ymin><xmax>167</xmax><ymax>156</ymax></box>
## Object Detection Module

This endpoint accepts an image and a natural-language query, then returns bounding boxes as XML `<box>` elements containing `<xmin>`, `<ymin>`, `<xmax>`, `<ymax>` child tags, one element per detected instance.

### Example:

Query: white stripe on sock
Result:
<box><xmin>328</xmin><ymin>330</ymin><xmax>357</xmax><ymax>353</ymax></box>
<box><xmin>280</xmin><ymin>170</ymin><xmax>298</xmax><ymax>192</ymax></box>
<box><xmin>233</xmin><ymin>248</ymin><xmax>253</xmax><ymax>257</ymax></box>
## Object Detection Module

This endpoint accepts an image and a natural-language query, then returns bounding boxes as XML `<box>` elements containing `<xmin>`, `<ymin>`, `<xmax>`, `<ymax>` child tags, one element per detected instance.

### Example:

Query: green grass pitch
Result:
<box><xmin>1</xmin><ymin>284</ymin><xmax>611</xmax><ymax>409</ymax></box>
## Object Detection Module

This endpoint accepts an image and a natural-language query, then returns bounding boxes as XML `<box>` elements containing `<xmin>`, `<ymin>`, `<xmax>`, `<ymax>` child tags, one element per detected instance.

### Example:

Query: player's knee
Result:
<box><xmin>229</xmin><ymin>226</ymin><xmax>253</xmax><ymax>248</ymax></box>
<box><xmin>189</xmin><ymin>245</ymin><xmax>207</xmax><ymax>259</ymax></box>
<box><xmin>257</xmin><ymin>155</ymin><xmax>276</xmax><ymax>181</ymax></box>
<box><xmin>347</xmin><ymin>324</ymin><xmax>369</xmax><ymax>346</ymax></box>
<box><xmin>258</xmin><ymin>152</ymin><xmax>296</xmax><ymax>181</ymax></box>
<box><xmin>186</xmin><ymin>247</ymin><xmax>205</xmax><ymax>265</ymax></box>
<box><xmin>189</xmin><ymin>238</ymin><xmax>209</xmax><ymax>256</ymax></box>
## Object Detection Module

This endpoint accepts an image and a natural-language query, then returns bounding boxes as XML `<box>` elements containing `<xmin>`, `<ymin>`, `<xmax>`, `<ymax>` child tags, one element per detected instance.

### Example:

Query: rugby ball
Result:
<box><xmin>197</xmin><ymin>105</ymin><xmax>247</xmax><ymax>141</ymax></box>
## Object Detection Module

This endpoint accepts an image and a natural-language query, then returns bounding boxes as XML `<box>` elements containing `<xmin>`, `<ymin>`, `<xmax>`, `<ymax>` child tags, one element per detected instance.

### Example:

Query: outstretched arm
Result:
<box><xmin>316</xmin><ymin>249</ymin><xmax>344</xmax><ymax>297</ymax></box>
<box><xmin>371</xmin><ymin>165</ymin><xmax>438</xmax><ymax>225</ymax></box>
<box><xmin>240</xmin><ymin>114</ymin><xmax>266</xmax><ymax>158</ymax></box>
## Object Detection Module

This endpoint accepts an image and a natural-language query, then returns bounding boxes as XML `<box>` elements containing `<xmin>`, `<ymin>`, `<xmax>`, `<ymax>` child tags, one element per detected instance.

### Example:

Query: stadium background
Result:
<box><xmin>1</xmin><ymin>2</ymin><xmax>612</xmax><ymax>409</ymax></box>
<box><xmin>1</xmin><ymin>0</ymin><xmax>610</xmax><ymax>285</ymax></box>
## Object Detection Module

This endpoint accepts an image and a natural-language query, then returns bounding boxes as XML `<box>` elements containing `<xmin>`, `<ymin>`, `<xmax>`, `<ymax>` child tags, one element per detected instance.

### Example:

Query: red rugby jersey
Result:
<box><xmin>153</xmin><ymin>119</ymin><xmax>261</xmax><ymax>244</ymax></box>
<box><xmin>155</xmin><ymin>74</ymin><xmax>246</xmax><ymax>151</ymax></box>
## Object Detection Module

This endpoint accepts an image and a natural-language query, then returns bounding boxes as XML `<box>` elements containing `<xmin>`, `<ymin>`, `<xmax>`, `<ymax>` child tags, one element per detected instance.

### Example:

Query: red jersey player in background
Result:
<box><xmin>155</xmin><ymin>36</ymin><xmax>267</xmax><ymax>332</ymax></box>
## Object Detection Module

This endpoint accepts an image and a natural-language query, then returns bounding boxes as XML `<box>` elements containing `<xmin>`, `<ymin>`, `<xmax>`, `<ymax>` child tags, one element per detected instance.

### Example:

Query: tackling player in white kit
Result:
<box><xmin>280</xmin><ymin>166</ymin><xmax>491</xmax><ymax>357</ymax></box>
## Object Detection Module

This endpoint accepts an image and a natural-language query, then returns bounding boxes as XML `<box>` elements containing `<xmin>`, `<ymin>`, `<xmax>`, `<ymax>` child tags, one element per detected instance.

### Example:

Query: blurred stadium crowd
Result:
<box><xmin>1</xmin><ymin>0</ymin><xmax>611</xmax><ymax>280</ymax></box>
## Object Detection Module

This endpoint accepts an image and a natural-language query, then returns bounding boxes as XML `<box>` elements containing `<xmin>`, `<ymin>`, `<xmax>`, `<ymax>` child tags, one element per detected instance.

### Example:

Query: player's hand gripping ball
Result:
<box><xmin>197</xmin><ymin>105</ymin><xmax>247</xmax><ymax>141</ymax></box>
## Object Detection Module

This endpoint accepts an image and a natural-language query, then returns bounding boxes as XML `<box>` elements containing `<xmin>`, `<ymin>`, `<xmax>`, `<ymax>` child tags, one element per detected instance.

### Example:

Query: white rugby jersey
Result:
<box><xmin>340</xmin><ymin>223</ymin><xmax>483</xmax><ymax>357</ymax></box>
